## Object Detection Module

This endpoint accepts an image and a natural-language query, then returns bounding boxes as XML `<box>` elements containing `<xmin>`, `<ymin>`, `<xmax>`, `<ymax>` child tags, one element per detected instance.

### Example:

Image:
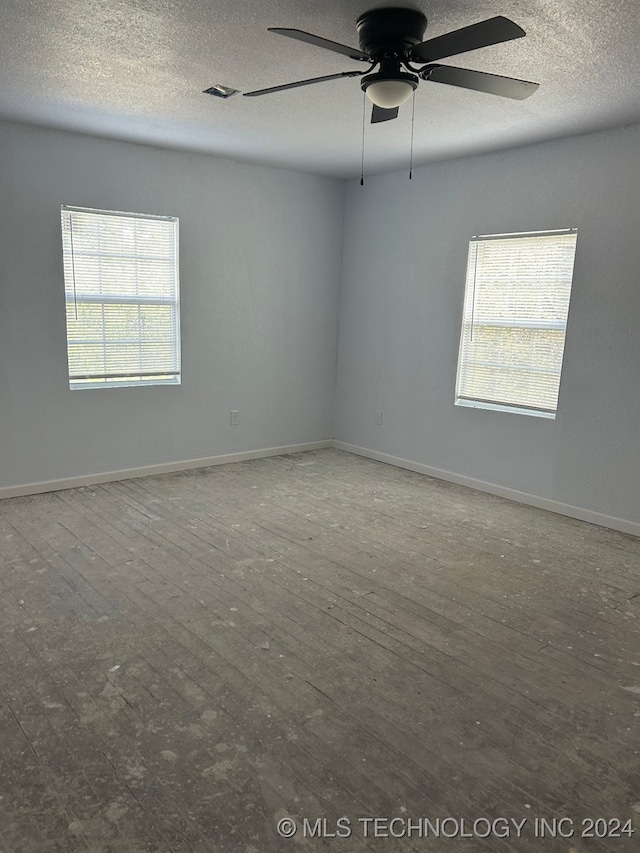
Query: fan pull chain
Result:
<box><xmin>360</xmin><ymin>92</ymin><xmax>366</xmax><ymax>186</ymax></box>
<box><xmin>409</xmin><ymin>88</ymin><xmax>416</xmax><ymax>180</ymax></box>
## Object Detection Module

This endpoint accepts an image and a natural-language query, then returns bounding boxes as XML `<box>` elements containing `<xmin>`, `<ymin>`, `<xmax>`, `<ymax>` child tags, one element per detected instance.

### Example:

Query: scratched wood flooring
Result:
<box><xmin>0</xmin><ymin>448</ymin><xmax>639</xmax><ymax>853</ymax></box>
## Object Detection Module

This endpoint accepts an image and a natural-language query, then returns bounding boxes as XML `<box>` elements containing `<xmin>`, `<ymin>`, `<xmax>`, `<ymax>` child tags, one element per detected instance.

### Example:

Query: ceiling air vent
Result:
<box><xmin>203</xmin><ymin>84</ymin><xmax>239</xmax><ymax>99</ymax></box>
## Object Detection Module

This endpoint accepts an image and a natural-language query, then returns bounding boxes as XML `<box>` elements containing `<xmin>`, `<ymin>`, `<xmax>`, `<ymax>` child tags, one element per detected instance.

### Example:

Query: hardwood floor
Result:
<box><xmin>0</xmin><ymin>448</ymin><xmax>639</xmax><ymax>852</ymax></box>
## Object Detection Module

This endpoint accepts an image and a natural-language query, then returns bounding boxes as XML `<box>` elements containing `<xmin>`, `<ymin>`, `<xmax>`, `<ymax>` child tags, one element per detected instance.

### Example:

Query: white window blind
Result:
<box><xmin>455</xmin><ymin>229</ymin><xmax>577</xmax><ymax>417</ymax></box>
<box><xmin>61</xmin><ymin>206</ymin><xmax>180</xmax><ymax>389</ymax></box>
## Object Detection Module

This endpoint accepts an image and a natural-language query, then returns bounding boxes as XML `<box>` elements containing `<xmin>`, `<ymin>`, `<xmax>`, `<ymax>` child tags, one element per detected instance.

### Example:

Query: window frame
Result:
<box><xmin>61</xmin><ymin>205</ymin><xmax>181</xmax><ymax>390</ymax></box>
<box><xmin>454</xmin><ymin>228</ymin><xmax>578</xmax><ymax>419</ymax></box>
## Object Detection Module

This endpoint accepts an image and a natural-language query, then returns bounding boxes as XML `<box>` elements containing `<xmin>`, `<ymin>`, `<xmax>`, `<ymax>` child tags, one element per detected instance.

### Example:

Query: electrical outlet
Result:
<box><xmin>375</xmin><ymin>410</ymin><xmax>383</xmax><ymax>426</ymax></box>
<box><xmin>230</xmin><ymin>410</ymin><xmax>239</xmax><ymax>426</ymax></box>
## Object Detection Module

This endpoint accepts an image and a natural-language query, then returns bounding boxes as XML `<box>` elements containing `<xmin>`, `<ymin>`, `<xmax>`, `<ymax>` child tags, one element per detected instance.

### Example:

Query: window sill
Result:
<box><xmin>455</xmin><ymin>398</ymin><xmax>556</xmax><ymax>419</ymax></box>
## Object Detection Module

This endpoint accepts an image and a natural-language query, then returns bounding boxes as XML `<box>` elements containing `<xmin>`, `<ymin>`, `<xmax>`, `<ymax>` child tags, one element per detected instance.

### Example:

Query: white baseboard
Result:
<box><xmin>3</xmin><ymin>438</ymin><xmax>638</xmax><ymax>539</ymax></box>
<box><xmin>333</xmin><ymin>441</ymin><xmax>640</xmax><ymax>538</ymax></box>
<box><xmin>0</xmin><ymin>440</ymin><xmax>332</xmax><ymax>500</ymax></box>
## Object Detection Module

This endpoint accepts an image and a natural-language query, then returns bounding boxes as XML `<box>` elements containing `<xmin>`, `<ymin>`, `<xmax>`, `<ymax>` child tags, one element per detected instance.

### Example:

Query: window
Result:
<box><xmin>61</xmin><ymin>206</ymin><xmax>180</xmax><ymax>389</ymax></box>
<box><xmin>455</xmin><ymin>229</ymin><xmax>577</xmax><ymax>418</ymax></box>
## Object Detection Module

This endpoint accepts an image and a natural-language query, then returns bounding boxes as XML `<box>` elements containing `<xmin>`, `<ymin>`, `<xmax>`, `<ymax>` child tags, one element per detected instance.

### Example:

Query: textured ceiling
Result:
<box><xmin>1</xmin><ymin>0</ymin><xmax>639</xmax><ymax>177</ymax></box>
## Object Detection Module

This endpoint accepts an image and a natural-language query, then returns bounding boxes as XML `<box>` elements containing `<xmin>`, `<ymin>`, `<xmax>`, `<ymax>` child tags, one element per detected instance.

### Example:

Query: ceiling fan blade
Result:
<box><xmin>269</xmin><ymin>27</ymin><xmax>370</xmax><ymax>62</ymax></box>
<box><xmin>243</xmin><ymin>70</ymin><xmax>363</xmax><ymax>97</ymax></box>
<box><xmin>410</xmin><ymin>16</ymin><xmax>525</xmax><ymax>63</ymax></box>
<box><xmin>423</xmin><ymin>64</ymin><xmax>539</xmax><ymax>99</ymax></box>
<box><xmin>371</xmin><ymin>104</ymin><xmax>399</xmax><ymax>123</ymax></box>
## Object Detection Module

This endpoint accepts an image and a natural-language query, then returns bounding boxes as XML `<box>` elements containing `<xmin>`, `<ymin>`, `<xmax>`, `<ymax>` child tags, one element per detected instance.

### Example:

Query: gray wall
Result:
<box><xmin>0</xmin><ymin>121</ymin><xmax>343</xmax><ymax>488</ymax></box>
<box><xmin>334</xmin><ymin>123</ymin><xmax>640</xmax><ymax>525</ymax></box>
<box><xmin>2</xmin><ymin>118</ymin><xmax>639</xmax><ymax>527</ymax></box>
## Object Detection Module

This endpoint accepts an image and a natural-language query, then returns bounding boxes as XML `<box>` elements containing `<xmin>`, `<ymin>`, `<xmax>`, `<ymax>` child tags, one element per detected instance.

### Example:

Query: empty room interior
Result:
<box><xmin>1</xmin><ymin>1</ymin><xmax>639</xmax><ymax>851</ymax></box>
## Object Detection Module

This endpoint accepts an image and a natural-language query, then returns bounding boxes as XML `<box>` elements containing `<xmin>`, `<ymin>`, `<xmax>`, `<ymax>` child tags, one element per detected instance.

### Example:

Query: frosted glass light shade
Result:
<box><xmin>365</xmin><ymin>79</ymin><xmax>414</xmax><ymax>108</ymax></box>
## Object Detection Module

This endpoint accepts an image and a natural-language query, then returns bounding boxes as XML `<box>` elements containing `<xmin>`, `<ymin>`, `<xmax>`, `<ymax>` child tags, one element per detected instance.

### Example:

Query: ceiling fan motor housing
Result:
<box><xmin>356</xmin><ymin>7</ymin><xmax>428</xmax><ymax>58</ymax></box>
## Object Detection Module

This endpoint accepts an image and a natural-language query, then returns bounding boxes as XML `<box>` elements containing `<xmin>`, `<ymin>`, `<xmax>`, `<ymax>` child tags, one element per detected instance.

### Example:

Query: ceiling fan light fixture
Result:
<box><xmin>361</xmin><ymin>69</ymin><xmax>418</xmax><ymax>109</ymax></box>
<box><xmin>364</xmin><ymin>79</ymin><xmax>414</xmax><ymax>108</ymax></box>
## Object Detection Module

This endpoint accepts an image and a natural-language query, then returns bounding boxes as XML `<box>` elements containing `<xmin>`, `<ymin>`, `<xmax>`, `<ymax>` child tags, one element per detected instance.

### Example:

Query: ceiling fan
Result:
<box><xmin>209</xmin><ymin>7</ymin><xmax>539</xmax><ymax>123</ymax></box>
